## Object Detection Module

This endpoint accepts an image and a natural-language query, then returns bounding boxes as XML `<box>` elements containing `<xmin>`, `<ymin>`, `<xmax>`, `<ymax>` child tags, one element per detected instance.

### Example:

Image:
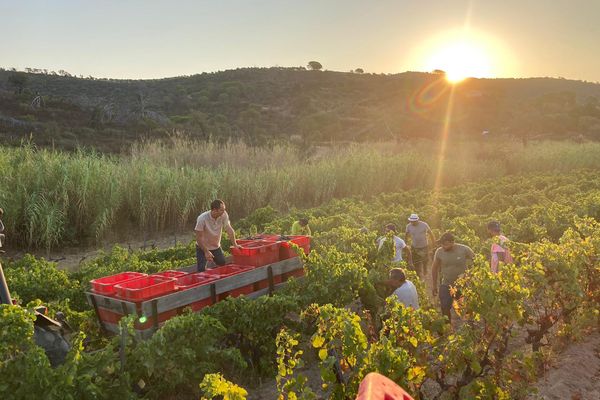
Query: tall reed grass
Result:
<box><xmin>1</xmin><ymin>139</ymin><xmax>599</xmax><ymax>250</ymax></box>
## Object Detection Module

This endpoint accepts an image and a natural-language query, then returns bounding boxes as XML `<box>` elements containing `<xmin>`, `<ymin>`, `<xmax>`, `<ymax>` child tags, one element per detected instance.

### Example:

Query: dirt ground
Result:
<box><xmin>3</xmin><ymin>231</ymin><xmax>193</xmax><ymax>272</ymax></box>
<box><xmin>527</xmin><ymin>330</ymin><xmax>600</xmax><ymax>400</ymax></box>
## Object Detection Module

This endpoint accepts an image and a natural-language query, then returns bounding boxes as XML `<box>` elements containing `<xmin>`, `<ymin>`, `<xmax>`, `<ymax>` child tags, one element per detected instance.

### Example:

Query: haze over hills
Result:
<box><xmin>1</xmin><ymin>67</ymin><xmax>600</xmax><ymax>152</ymax></box>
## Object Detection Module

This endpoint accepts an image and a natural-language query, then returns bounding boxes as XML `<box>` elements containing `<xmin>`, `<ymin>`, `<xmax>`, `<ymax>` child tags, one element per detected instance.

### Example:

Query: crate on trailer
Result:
<box><xmin>201</xmin><ymin>264</ymin><xmax>255</xmax><ymax>300</ymax></box>
<box><xmin>90</xmin><ymin>272</ymin><xmax>147</xmax><ymax>296</ymax></box>
<box><xmin>151</xmin><ymin>270</ymin><xmax>188</xmax><ymax>279</ymax></box>
<box><xmin>231</xmin><ymin>240</ymin><xmax>280</xmax><ymax>266</ymax></box>
<box><xmin>276</xmin><ymin>235</ymin><xmax>311</xmax><ymax>260</ymax></box>
<box><xmin>114</xmin><ymin>276</ymin><xmax>177</xmax><ymax>302</ymax></box>
<box><xmin>175</xmin><ymin>273</ymin><xmax>218</xmax><ymax>290</ymax></box>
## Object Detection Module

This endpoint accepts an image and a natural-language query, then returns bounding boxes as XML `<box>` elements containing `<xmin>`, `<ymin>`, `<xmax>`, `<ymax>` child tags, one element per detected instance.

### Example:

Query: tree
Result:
<box><xmin>307</xmin><ymin>61</ymin><xmax>323</xmax><ymax>71</ymax></box>
<box><xmin>354</xmin><ymin>68</ymin><xmax>364</xmax><ymax>74</ymax></box>
<box><xmin>7</xmin><ymin>72</ymin><xmax>28</xmax><ymax>94</ymax></box>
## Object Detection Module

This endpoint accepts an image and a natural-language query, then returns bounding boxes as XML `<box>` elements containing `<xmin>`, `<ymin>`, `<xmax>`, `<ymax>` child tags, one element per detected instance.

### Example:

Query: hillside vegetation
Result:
<box><xmin>1</xmin><ymin>67</ymin><xmax>600</xmax><ymax>152</ymax></box>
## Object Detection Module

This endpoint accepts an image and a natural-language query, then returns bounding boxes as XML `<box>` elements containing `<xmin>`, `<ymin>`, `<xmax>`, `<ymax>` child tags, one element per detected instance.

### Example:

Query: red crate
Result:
<box><xmin>175</xmin><ymin>273</ymin><xmax>218</xmax><ymax>290</ymax></box>
<box><xmin>188</xmin><ymin>297</ymin><xmax>213</xmax><ymax>312</ymax></box>
<box><xmin>276</xmin><ymin>236</ymin><xmax>311</xmax><ymax>260</ymax></box>
<box><xmin>200</xmin><ymin>264</ymin><xmax>255</xmax><ymax>300</ymax></box>
<box><xmin>356</xmin><ymin>372</ymin><xmax>414</xmax><ymax>400</ymax></box>
<box><xmin>231</xmin><ymin>240</ymin><xmax>280</xmax><ymax>267</ymax></box>
<box><xmin>114</xmin><ymin>276</ymin><xmax>177</xmax><ymax>302</ymax></box>
<box><xmin>152</xmin><ymin>270</ymin><xmax>188</xmax><ymax>279</ymax></box>
<box><xmin>90</xmin><ymin>272</ymin><xmax>147</xmax><ymax>296</ymax></box>
<box><xmin>202</xmin><ymin>264</ymin><xmax>254</xmax><ymax>278</ymax></box>
<box><xmin>254</xmin><ymin>273</ymin><xmax>283</xmax><ymax>290</ymax></box>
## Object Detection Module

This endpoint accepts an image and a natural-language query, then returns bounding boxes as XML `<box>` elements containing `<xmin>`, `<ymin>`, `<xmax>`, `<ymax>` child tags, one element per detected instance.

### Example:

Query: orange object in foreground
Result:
<box><xmin>356</xmin><ymin>373</ymin><xmax>414</xmax><ymax>400</ymax></box>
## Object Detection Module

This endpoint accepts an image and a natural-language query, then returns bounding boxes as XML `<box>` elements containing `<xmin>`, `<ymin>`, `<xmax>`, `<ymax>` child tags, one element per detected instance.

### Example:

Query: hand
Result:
<box><xmin>432</xmin><ymin>286</ymin><xmax>438</xmax><ymax>297</ymax></box>
<box><xmin>204</xmin><ymin>251</ymin><xmax>214</xmax><ymax>261</ymax></box>
<box><xmin>233</xmin><ymin>241</ymin><xmax>242</xmax><ymax>249</ymax></box>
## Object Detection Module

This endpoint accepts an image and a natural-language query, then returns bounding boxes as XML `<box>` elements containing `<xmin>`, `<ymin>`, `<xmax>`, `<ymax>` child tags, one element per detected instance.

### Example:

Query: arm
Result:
<box><xmin>427</xmin><ymin>228</ymin><xmax>436</xmax><ymax>248</ymax></box>
<box><xmin>226</xmin><ymin>224</ymin><xmax>240</xmax><ymax>248</ymax></box>
<box><xmin>431</xmin><ymin>256</ymin><xmax>441</xmax><ymax>296</ymax></box>
<box><xmin>195</xmin><ymin>230</ymin><xmax>214</xmax><ymax>261</ymax></box>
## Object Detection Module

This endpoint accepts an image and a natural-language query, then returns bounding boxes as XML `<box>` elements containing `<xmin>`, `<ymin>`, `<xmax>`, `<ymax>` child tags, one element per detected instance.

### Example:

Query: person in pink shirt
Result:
<box><xmin>487</xmin><ymin>221</ymin><xmax>513</xmax><ymax>273</ymax></box>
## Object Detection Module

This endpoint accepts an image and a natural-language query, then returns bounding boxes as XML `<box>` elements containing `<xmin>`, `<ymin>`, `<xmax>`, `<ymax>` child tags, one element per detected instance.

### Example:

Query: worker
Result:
<box><xmin>487</xmin><ymin>221</ymin><xmax>513</xmax><ymax>273</ymax></box>
<box><xmin>431</xmin><ymin>232</ymin><xmax>474</xmax><ymax>323</ymax></box>
<box><xmin>378</xmin><ymin>224</ymin><xmax>413</xmax><ymax>266</ymax></box>
<box><xmin>291</xmin><ymin>217</ymin><xmax>311</xmax><ymax>236</ymax></box>
<box><xmin>388</xmin><ymin>268</ymin><xmax>419</xmax><ymax>309</ymax></box>
<box><xmin>405</xmin><ymin>213</ymin><xmax>436</xmax><ymax>279</ymax></box>
<box><xmin>194</xmin><ymin>199</ymin><xmax>240</xmax><ymax>272</ymax></box>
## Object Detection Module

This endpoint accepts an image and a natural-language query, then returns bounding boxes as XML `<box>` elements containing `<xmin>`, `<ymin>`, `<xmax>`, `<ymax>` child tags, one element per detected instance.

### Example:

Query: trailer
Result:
<box><xmin>85</xmin><ymin>256</ymin><xmax>304</xmax><ymax>339</ymax></box>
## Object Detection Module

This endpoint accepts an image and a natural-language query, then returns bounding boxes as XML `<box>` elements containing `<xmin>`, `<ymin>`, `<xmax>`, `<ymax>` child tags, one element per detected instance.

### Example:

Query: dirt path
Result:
<box><xmin>3</xmin><ymin>231</ymin><xmax>194</xmax><ymax>272</ymax></box>
<box><xmin>528</xmin><ymin>330</ymin><xmax>600</xmax><ymax>400</ymax></box>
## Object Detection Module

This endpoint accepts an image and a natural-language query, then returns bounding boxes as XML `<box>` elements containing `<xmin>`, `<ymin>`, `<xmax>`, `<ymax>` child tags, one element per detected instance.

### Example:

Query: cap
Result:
<box><xmin>408</xmin><ymin>213</ymin><xmax>419</xmax><ymax>222</ymax></box>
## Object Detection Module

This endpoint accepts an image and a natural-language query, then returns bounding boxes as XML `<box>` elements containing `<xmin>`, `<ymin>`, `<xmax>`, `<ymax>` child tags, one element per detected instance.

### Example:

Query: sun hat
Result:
<box><xmin>408</xmin><ymin>213</ymin><xmax>419</xmax><ymax>222</ymax></box>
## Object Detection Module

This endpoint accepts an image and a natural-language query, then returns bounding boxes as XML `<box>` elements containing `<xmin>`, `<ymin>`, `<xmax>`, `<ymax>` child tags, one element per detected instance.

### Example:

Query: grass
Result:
<box><xmin>1</xmin><ymin>138</ymin><xmax>599</xmax><ymax>250</ymax></box>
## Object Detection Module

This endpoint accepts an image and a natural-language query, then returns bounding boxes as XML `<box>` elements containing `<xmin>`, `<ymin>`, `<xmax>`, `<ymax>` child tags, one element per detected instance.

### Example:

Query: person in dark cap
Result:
<box><xmin>431</xmin><ymin>232</ymin><xmax>474</xmax><ymax>323</ymax></box>
<box><xmin>487</xmin><ymin>221</ymin><xmax>513</xmax><ymax>273</ymax></box>
<box><xmin>388</xmin><ymin>268</ymin><xmax>419</xmax><ymax>309</ymax></box>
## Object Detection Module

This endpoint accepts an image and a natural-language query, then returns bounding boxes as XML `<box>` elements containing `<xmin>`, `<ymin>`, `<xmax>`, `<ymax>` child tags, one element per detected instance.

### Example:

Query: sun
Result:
<box><xmin>427</xmin><ymin>40</ymin><xmax>492</xmax><ymax>83</ymax></box>
<box><xmin>408</xmin><ymin>28</ymin><xmax>516</xmax><ymax>83</ymax></box>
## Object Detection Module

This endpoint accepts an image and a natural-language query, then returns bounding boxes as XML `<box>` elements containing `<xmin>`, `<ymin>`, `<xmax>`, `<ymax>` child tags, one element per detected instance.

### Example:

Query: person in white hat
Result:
<box><xmin>404</xmin><ymin>213</ymin><xmax>436</xmax><ymax>279</ymax></box>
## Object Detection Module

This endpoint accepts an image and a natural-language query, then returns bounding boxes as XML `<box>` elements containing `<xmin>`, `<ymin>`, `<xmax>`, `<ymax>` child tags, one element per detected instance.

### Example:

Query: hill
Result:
<box><xmin>1</xmin><ymin>67</ymin><xmax>600</xmax><ymax>152</ymax></box>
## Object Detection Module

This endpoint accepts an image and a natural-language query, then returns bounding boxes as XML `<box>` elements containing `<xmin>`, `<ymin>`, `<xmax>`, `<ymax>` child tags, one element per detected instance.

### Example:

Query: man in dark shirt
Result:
<box><xmin>431</xmin><ymin>232</ymin><xmax>474</xmax><ymax>322</ymax></box>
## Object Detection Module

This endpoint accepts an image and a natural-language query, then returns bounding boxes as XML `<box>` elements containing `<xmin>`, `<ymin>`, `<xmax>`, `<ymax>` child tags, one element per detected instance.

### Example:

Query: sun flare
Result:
<box><xmin>409</xmin><ymin>28</ymin><xmax>516</xmax><ymax>83</ymax></box>
<box><xmin>428</xmin><ymin>40</ymin><xmax>492</xmax><ymax>83</ymax></box>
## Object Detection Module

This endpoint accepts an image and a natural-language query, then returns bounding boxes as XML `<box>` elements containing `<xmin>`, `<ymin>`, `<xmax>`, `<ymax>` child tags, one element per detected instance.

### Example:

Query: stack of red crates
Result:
<box><xmin>230</xmin><ymin>240</ymin><xmax>280</xmax><ymax>266</ymax></box>
<box><xmin>90</xmin><ymin>272</ymin><xmax>181</xmax><ymax>329</ymax></box>
<box><xmin>200</xmin><ymin>264</ymin><xmax>255</xmax><ymax>300</ymax></box>
<box><xmin>241</xmin><ymin>234</ymin><xmax>310</xmax><ymax>279</ymax></box>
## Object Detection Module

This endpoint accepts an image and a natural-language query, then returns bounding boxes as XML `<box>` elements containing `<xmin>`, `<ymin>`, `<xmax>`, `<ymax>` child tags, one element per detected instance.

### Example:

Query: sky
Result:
<box><xmin>1</xmin><ymin>0</ymin><xmax>600</xmax><ymax>81</ymax></box>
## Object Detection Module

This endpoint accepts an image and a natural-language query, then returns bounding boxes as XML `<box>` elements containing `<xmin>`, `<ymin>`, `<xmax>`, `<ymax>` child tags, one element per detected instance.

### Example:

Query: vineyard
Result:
<box><xmin>1</xmin><ymin>139</ymin><xmax>600</xmax><ymax>252</ymax></box>
<box><xmin>1</xmin><ymin>168</ymin><xmax>600</xmax><ymax>399</ymax></box>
